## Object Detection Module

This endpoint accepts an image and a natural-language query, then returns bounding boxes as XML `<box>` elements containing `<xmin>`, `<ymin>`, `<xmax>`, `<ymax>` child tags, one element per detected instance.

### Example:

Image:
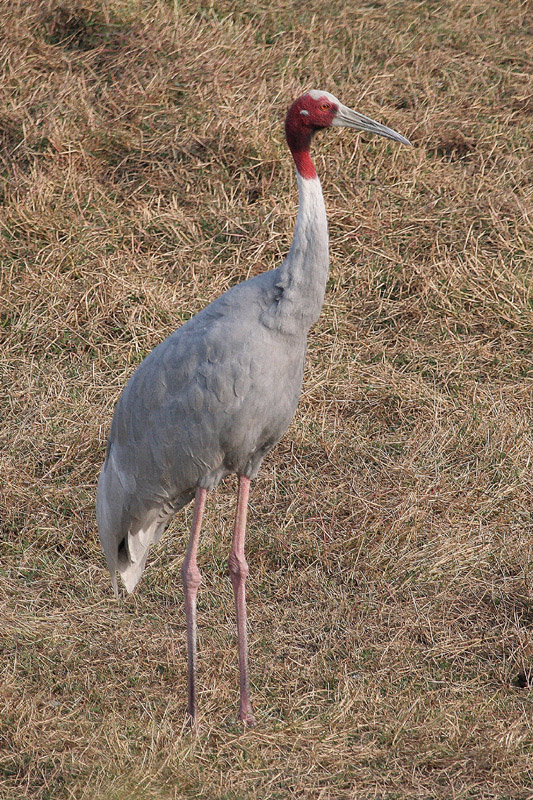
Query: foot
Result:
<box><xmin>238</xmin><ymin>706</ymin><xmax>257</xmax><ymax>727</ymax></box>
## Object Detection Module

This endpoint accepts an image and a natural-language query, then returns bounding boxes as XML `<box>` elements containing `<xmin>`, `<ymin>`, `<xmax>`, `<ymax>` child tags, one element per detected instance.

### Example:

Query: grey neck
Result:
<box><xmin>263</xmin><ymin>173</ymin><xmax>330</xmax><ymax>335</ymax></box>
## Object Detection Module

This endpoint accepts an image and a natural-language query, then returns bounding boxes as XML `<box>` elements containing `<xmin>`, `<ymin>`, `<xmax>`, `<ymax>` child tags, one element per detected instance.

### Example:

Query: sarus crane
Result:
<box><xmin>97</xmin><ymin>90</ymin><xmax>411</xmax><ymax>727</ymax></box>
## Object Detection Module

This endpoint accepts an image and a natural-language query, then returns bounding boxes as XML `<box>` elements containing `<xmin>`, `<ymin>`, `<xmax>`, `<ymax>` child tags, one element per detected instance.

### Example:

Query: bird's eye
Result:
<box><xmin>319</xmin><ymin>103</ymin><xmax>331</xmax><ymax>110</ymax></box>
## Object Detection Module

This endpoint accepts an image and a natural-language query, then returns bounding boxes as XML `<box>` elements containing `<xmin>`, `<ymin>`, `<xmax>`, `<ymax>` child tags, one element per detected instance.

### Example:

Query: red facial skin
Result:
<box><xmin>285</xmin><ymin>94</ymin><xmax>338</xmax><ymax>179</ymax></box>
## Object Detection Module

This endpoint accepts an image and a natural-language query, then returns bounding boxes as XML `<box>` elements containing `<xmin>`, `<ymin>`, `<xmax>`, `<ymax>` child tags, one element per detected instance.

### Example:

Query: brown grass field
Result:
<box><xmin>1</xmin><ymin>0</ymin><xmax>532</xmax><ymax>797</ymax></box>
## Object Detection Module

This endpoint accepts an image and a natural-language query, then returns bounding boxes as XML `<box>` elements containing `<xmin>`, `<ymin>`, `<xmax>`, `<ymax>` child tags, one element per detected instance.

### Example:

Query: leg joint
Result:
<box><xmin>181</xmin><ymin>563</ymin><xmax>202</xmax><ymax>590</ymax></box>
<box><xmin>228</xmin><ymin>551</ymin><xmax>249</xmax><ymax>580</ymax></box>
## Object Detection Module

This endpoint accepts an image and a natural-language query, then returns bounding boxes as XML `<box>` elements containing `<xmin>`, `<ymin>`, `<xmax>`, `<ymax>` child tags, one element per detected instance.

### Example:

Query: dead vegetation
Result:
<box><xmin>0</xmin><ymin>0</ymin><xmax>532</xmax><ymax>798</ymax></box>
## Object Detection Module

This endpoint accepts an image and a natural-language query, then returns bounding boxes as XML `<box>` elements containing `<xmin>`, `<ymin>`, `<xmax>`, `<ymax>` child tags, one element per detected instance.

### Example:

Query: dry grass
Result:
<box><xmin>1</xmin><ymin>0</ymin><xmax>532</xmax><ymax>797</ymax></box>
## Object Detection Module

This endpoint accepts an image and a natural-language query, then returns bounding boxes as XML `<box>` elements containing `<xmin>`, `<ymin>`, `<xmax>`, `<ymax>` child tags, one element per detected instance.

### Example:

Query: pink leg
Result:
<box><xmin>181</xmin><ymin>487</ymin><xmax>207</xmax><ymax>729</ymax></box>
<box><xmin>228</xmin><ymin>475</ymin><xmax>256</xmax><ymax>726</ymax></box>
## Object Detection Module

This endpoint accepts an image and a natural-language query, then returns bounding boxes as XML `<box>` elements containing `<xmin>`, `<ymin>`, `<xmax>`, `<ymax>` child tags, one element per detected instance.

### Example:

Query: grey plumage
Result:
<box><xmin>97</xmin><ymin>170</ymin><xmax>327</xmax><ymax>593</ymax></box>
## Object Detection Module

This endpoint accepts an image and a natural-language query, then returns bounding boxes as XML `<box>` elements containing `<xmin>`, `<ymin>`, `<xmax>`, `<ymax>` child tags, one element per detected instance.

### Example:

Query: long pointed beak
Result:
<box><xmin>332</xmin><ymin>104</ymin><xmax>412</xmax><ymax>146</ymax></box>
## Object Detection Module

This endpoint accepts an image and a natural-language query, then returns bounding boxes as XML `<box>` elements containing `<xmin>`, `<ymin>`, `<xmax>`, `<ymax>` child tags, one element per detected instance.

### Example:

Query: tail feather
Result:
<box><xmin>97</xmin><ymin>458</ymin><xmax>193</xmax><ymax>595</ymax></box>
<box><xmin>116</xmin><ymin>515</ymin><xmax>164</xmax><ymax>594</ymax></box>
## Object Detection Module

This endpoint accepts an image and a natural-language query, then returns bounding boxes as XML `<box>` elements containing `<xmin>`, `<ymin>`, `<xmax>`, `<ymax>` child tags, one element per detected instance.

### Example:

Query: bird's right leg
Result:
<box><xmin>181</xmin><ymin>486</ymin><xmax>207</xmax><ymax>730</ymax></box>
<box><xmin>228</xmin><ymin>475</ymin><xmax>256</xmax><ymax>726</ymax></box>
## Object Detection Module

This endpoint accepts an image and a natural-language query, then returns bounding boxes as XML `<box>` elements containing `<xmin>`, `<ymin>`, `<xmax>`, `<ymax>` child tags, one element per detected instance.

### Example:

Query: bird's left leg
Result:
<box><xmin>228</xmin><ymin>475</ymin><xmax>256</xmax><ymax>726</ymax></box>
<box><xmin>181</xmin><ymin>486</ymin><xmax>207</xmax><ymax>730</ymax></box>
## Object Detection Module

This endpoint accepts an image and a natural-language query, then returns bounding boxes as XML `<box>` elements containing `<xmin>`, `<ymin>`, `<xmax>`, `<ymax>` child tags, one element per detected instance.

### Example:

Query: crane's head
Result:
<box><xmin>285</xmin><ymin>90</ymin><xmax>411</xmax><ymax>178</ymax></box>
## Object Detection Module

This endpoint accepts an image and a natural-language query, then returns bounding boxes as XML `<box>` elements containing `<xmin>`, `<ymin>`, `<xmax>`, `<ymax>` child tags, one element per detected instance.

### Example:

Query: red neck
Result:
<box><xmin>289</xmin><ymin>147</ymin><xmax>316</xmax><ymax>180</ymax></box>
<box><xmin>285</xmin><ymin>107</ymin><xmax>317</xmax><ymax>180</ymax></box>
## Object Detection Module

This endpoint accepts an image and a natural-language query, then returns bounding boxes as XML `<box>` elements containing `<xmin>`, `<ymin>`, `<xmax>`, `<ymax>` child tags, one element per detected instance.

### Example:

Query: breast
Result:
<box><xmin>218</xmin><ymin>332</ymin><xmax>307</xmax><ymax>477</ymax></box>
